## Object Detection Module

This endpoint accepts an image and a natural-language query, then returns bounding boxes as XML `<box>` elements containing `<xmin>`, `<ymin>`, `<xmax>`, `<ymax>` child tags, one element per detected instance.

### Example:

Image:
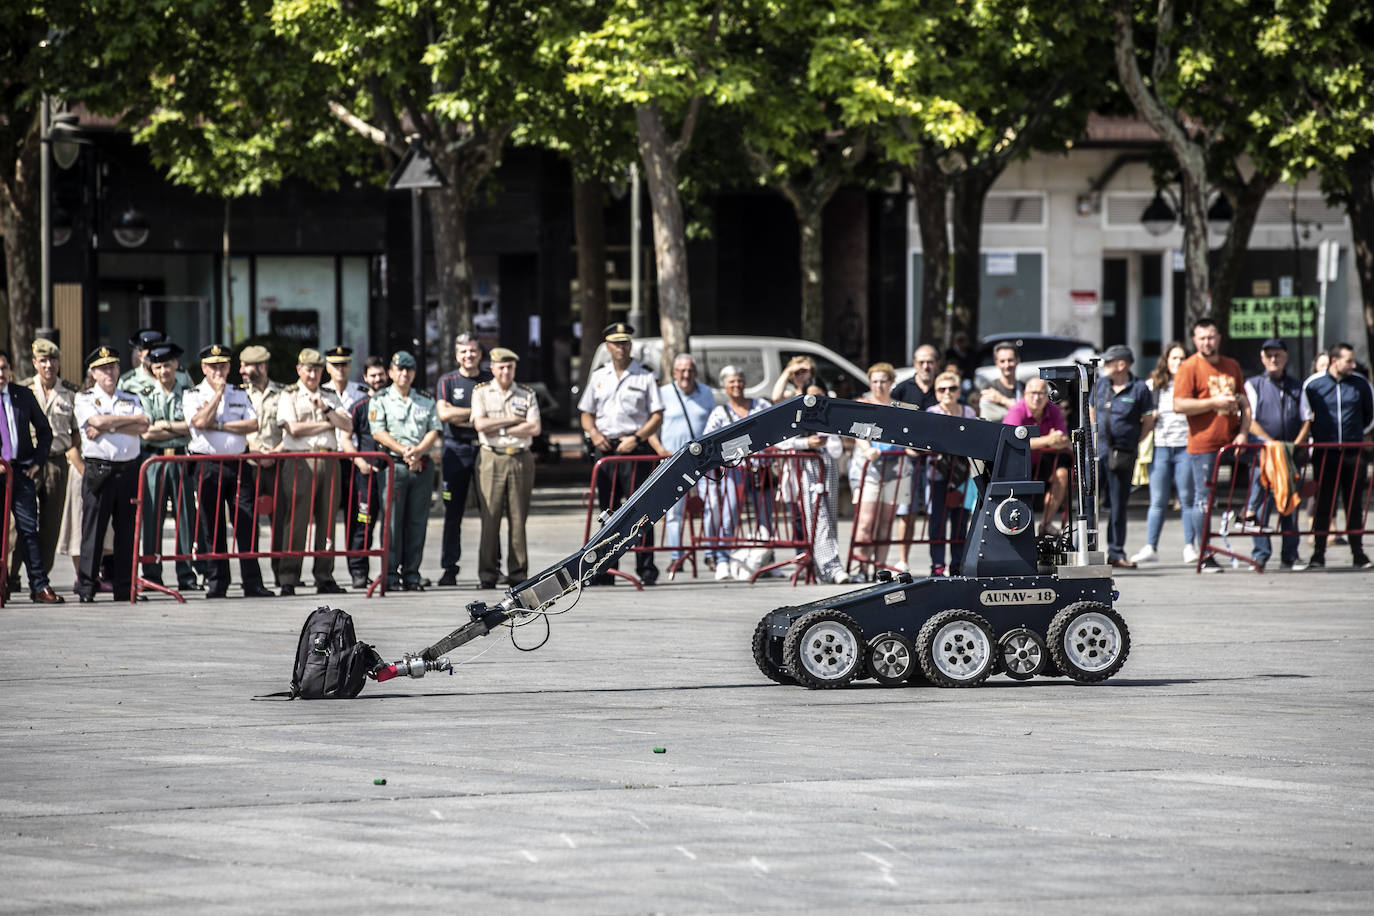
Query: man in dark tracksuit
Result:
<box><xmin>434</xmin><ymin>334</ymin><xmax>490</xmax><ymax>586</ymax></box>
<box><xmin>1298</xmin><ymin>342</ymin><xmax>1374</xmax><ymax>570</ymax></box>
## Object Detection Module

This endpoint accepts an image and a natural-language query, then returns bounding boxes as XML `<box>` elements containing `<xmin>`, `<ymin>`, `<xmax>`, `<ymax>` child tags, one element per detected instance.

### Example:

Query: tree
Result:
<box><xmin>566</xmin><ymin>1</ymin><xmax>758</xmax><ymax>374</ymax></box>
<box><xmin>814</xmin><ymin>0</ymin><xmax>1110</xmax><ymax>347</ymax></box>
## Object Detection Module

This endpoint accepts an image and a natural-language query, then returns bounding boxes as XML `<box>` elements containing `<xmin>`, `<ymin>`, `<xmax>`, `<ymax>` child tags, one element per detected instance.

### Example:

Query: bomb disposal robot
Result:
<box><xmin>376</xmin><ymin>362</ymin><xmax>1127</xmax><ymax>689</ymax></box>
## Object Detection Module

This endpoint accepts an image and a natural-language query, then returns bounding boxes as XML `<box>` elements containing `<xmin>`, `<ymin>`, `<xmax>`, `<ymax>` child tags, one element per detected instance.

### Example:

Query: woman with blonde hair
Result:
<box><xmin>926</xmin><ymin>370</ymin><xmax>978</xmax><ymax>576</ymax></box>
<box><xmin>848</xmin><ymin>362</ymin><xmax>916</xmax><ymax>576</ymax></box>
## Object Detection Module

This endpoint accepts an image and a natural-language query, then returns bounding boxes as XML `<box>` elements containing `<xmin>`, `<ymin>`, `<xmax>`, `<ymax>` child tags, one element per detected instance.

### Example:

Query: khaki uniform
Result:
<box><xmin>472</xmin><ymin>380</ymin><xmax>540</xmax><ymax>586</ymax></box>
<box><xmin>11</xmin><ymin>377</ymin><xmax>78</xmax><ymax>582</ymax></box>
<box><xmin>370</xmin><ymin>386</ymin><xmax>440</xmax><ymax>587</ymax></box>
<box><xmin>275</xmin><ymin>384</ymin><xmax>348</xmax><ymax>588</ymax></box>
<box><xmin>137</xmin><ymin>379</ymin><xmax>199</xmax><ymax>588</ymax></box>
<box><xmin>244</xmin><ymin>380</ymin><xmax>285</xmax><ymax>580</ymax></box>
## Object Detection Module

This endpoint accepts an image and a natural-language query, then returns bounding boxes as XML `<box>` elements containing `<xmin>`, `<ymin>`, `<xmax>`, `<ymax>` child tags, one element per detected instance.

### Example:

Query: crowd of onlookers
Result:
<box><xmin>4</xmin><ymin>321</ymin><xmax>1369</xmax><ymax>602</ymax></box>
<box><xmin>1</xmin><ymin>330</ymin><xmax>541</xmax><ymax>602</ymax></box>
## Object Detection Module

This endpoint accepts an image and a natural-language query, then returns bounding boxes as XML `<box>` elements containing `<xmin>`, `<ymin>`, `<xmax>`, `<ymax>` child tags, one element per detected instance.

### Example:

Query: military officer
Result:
<box><xmin>239</xmin><ymin>344</ymin><xmax>284</xmax><ymax>582</ymax></box>
<box><xmin>184</xmin><ymin>343</ymin><xmax>274</xmax><ymax>599</ymax></box>
<box><xmin>471</xmin><ymin>347</ymin><xmax>541</xmax><ymax>589</ymax></box>
<box><xmin>322</xmin><ymin>346</ymin><xmax>372</xmax><ymax>411</ymax></box>
<box><xmin>74</xmin><ymin>346</ymin><xmax>149</xmax><ymax>602</ymax></box>
<box><xmin>578</xmin><ymin>322</ymin><xmax>664</xmax><ymax>585</ymax></box>
<box><xmin>275</xmin><ymin>348</ymin><xmax>352</xmax><ymax>596</ymax></box>
<box><xmin>119</xmin><ymin>328</ymin><xmax>192</xmax><ymax>396</ymax></box>
<box><xmin>346</xmin><ymin>358</ymin><xmax>390</xmax><ymax>588</ymax></box>
<box><xmin>9</xmin><ymin>339</ymin><xmax>79</xmax><ymax>591</ymax></box>
<box><xmin>370</xmin><ymin>351</ymin><xmax>440</xmax><ymax>590</ymax></box>
<box><xmin>137</xmin><ymin>342</ymin><xmax>202</xmax><ymax>591</ymax></box>
<box><xmin>434</xmin><ymin>333</ymin><xmax>491</xmax><ymax>586</ymax></box>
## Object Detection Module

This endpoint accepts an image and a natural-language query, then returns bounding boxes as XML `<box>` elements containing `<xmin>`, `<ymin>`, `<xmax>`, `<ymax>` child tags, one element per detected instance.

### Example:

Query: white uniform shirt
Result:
<box><xmin>183</xmin><ymin>381</ymin><xmax>257</xmax><ymax>455</ymax></box>
<box><xmin>577</xmin><ymin>360</ymin><xmax>663</xmax><ymax>438</ymax></box>
<box><xmin>324</xmin><ymin>380</ymin><xmax>371</xmax><ymax>412</ymax></box>
<box><xmin>278</xmin><ymin>384</ymin><xmax>349</xmax><ymax>452</ymax></box>
<box><xmin>74</xmin><ymin>387</ymin><xmax>144</xmax><ymax>461</ymax></box>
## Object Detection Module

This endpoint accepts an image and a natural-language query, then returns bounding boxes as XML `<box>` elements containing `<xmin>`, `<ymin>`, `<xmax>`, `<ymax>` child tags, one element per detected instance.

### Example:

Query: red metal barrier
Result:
<box><xmin>845</xmin><ymin>450</ymin><xmax>1072</xmax><ymax>579</ymax></box>
<box><xmin>130</xmin><ymin>451</ymin><xmax>395</xmax><ymax>602</ymax></box>
<box><xmin>583</xmin><ymin>450</ymin><xmax>826</xmax><ymax>587</ymax></box>
<box><xmin>1199</xmin><ymin>441</ymin><xmax>1372</xmax><ymax>572</ymax></box>
<box><xmin>0</xmin><ymin>459</ymin><xmax>11</xmax><ymax>607</ymax></box>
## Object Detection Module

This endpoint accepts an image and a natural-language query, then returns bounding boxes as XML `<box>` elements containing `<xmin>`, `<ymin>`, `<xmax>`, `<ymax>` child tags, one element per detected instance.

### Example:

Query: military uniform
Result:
<box><xmin>275</xmin><ymin>361</ymin><xmax>349</xmax><ymax>592</ymax></box>
<box><xmin>435</xmin><ymin>365</ymin><xmax>491</xmax><ymax>579</ymax></box>
<box><xmin>472</xmin><ymin>366</ymin><xmax>540</xmax><ymax>588</ymax></box>
<box><xmin>184</xmin><ymin>345</ymin><xmax>270</xmax><ymax>598</ymax></box>
<box><xmin>322</xmin><ymin>346</ymin><xmax>371</xmax><ymax>412</ymax></box>
<box><xmin>242</xmin><ymin>375</ymin><xmax>285</xmax><ymax>582</ymax></box>
<box><xmin>137</xmin><ymin>356</ymin><xmax>200</xmax><ymax>590</ymax></box>
<box><xmin>577</xmin><ymin>323</ymin><xmax>665</xmax><ymax>584</ymax></box>
<box><xmin>74</xmin><ymin>347</ymin><xmax>145</xmax><ymax>601</ymax></box>
<box><xmin>371</xmin><ymin>359</ymin><xmax>440</xmax><ymax>589</ymax></box>
<box><xmin>14</xmin><ymin>358</ymin><xmax>78</xmax><ymax>582</ymax></box>
<box><xmin>346</xmin><ymin>392</ymin><xmax>386</xmax><ymax>586</ymax></box>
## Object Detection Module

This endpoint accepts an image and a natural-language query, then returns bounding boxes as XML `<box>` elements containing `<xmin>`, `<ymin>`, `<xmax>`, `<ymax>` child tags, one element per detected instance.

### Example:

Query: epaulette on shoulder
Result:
<box><xmin>59</xmin><ymin>379</ymin><xmax>79</xmax><ymax>392</ymax></box>
<box><xmin>418</xmin><ymin>389</ymin><xmax>434</xmax><ymax>399</ymax></box>
<box><xmin>282</xmin><ymin>382</ymin><xmax>299</xmax><ymax>393</ymax></box>
<box><xmin>473</xmin><ymin>381</ymin><xmax>490</xmax><ymax>390</ymax></box>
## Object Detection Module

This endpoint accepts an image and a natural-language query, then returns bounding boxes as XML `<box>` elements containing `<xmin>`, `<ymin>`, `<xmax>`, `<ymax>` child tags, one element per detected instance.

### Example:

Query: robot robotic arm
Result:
<box><xmin>376</xmin><ymin>369</ymin><xmax>1098</xmax><ymax>682</ymax></box>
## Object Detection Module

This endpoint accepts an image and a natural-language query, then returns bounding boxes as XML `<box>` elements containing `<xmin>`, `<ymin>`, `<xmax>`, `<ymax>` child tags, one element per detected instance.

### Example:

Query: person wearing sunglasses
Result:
<box><xmin>926</xmin><ymin>371</ymin><xmax>979</xmax><ymax>576</ymax></box>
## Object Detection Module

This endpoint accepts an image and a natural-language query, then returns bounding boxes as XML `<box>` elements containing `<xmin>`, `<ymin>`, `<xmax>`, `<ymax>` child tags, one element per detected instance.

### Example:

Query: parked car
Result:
<box><xmin>576</xmin><ymin>336</ymin><xmax>869</xmax><ymax>405</ymax></box>
<box><xmin>893</xmin><ymin>333</ymin><xmax>1098</xmax><ymax>388</ymax></box>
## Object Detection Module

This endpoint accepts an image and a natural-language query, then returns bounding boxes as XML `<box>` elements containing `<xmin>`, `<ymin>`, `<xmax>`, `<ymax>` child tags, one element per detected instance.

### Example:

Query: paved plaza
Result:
<box><xmin>2</xmin><ymin>489</ymin><xmax>1373</xmax><ymax>913</ymax></box>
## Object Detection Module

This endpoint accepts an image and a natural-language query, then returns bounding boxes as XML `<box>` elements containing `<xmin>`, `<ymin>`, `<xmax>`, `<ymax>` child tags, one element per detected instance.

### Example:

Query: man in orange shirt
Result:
<box><xmin>1171</xmin><ymin>319</ymin><xmax>1251</xmax><ymax>572</ymax></box>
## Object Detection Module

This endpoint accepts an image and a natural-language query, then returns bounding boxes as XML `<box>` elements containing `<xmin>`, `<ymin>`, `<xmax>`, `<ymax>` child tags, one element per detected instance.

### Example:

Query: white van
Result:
<box><xmin>578</xmin><ymin>336</ymin><xmax>869</xmax><ymax>405</ymax></box>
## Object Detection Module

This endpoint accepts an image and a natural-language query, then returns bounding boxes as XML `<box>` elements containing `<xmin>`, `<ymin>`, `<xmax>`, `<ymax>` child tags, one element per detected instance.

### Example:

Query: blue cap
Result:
<box><xmin>1260</xmin><ymin>337</ymin><xmax>1287</xmax><ymax>352</ymax></box>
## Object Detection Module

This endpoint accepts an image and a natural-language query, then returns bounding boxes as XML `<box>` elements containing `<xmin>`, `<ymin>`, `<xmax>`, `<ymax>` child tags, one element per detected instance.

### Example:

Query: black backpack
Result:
<box><xmin>291</xmin><ymin>607</ymin><xmax>383</xmax><ymax>699</ymax></box>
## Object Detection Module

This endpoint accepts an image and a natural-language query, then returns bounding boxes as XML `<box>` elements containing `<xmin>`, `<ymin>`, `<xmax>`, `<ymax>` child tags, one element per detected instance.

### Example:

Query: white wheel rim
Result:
<box><xmin>930</xmin><ymin>620</ymin><xmax>990</xmax><ymax>681</ymax></box>
<box><xmin>871</xmin><ymin>638</ymin><xmax>911</xmax><ymax>680</ymax></box>
<box><xmin>1061</xmin><ymin>612</ymin><xmax>1121</xmax><ymax>672</ymax></box>
<box><xmin>1001</xmin><ymin>631</ymin><xmax>1042</xmax><ymax>675</ymax></box>
<box><xmin>799</xmin><ymin>621</ymin><xmax>859</xmax><ymax>681</ymax></box>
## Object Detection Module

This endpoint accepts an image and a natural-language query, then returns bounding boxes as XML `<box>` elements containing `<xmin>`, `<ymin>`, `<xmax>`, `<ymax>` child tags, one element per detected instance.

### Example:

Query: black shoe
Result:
<box><xmin>386</xmin><ymin>578</ymin><xmax>403</xmax><ymax>591</ymax></box>
<box><xmin>437</xmin><ymin>570</ymin><xmax>459</xmax><ymax>587</ymax></box>
<box><xmin>113</xmin><ymin>594</ymin><xmax>145</xmax><ymax>602</ymax></box>
<box><xmin>1354</xmin><ymin>553</ymin><xmax>1372</xmax><ymax>570</ymax></box>
<box><xmin>420</xmin><ymin>577</ymin><xmax>432</xmax><ymax>588</ymax></box>
<box><xmin>243</xmin><ymin>584</ymin><xmax>275</xmax><ymax>598</ymax></box>
<box><xmin>78</xmin><ymin>593</ymin><xmax>95</xmax><ymax>603</ymax></box>
<box><xmin>316</xmin><ymin>582</ymin><xmax>347</xmax><ymax>595</ymax></box>
<box><xmin>402</xmin><ymin>581</ymin><xmax>425</xmax><ymax>591</ymax></box>
<box><xmin>479</xmin><ymin>581</ymin><xmax>498</xmax><ymax>589</ymax></box>
<box><xmin>6</xmin><ymin>576</ymin><xmax>20</xmax><ymax>595</ymax></box>
<box><xmin>205</xmin><ymin>590</ymin><xmax>229</xmax><ymax>599</ymax></box>
<box><xmin>351</xmin><ymin>575</ymin><xmax>370</xmax><ymax>589</ymax></box>
<box><xmin>180</xmin><ymin>580</ymin><xmax>204</xmax><ymax>592</ymax></box>
<box><xmin>279</xmin><ymin>585</ymin><xmax>297</xmax><ymax>596</ymax></box>
<box><xmin>1306</xmin><ymin>554</ymin><xmax>1325</xmax><ymax>569</ymax></box>
<box><xmin>1200</xmin><ymin>556</ymin><xmax>1224</xmax><ymax>573</ymax></box>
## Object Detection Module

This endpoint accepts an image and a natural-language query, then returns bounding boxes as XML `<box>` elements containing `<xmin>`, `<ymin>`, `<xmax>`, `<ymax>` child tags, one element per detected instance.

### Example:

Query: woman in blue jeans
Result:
<box><xmin>1132</xmin><ymin>343</ymin><xmax>1200</xmax><ymax>563</ymax></box>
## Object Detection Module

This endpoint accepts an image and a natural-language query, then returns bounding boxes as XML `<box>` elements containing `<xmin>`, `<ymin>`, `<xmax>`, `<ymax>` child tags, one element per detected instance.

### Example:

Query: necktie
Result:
<box><xmin>0</xmin><ymin>391</ymin><xmax>13</xmax><ymax>462</ymax></box>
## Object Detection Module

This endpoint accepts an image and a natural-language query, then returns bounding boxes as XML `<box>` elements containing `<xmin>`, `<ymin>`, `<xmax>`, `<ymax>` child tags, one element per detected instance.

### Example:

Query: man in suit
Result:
<box><xmin>0</xmin><ymin>349</ymin><xmax>63</xmax><ymax>603</ymax></box>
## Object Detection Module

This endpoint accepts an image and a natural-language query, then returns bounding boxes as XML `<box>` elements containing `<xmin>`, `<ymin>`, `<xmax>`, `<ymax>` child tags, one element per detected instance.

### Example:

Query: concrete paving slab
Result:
<box><xmin>2</xmin><ymin>499</ymin><xmax>1372</xmax><ymax>913</ymax></box>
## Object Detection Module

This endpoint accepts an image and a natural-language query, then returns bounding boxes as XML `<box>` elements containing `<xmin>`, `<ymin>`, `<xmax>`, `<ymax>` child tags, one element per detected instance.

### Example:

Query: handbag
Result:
<box><xmin>1107</xmin><ymin>446</ymin><xmax>1135</xmax><ymax>474</ymax></box>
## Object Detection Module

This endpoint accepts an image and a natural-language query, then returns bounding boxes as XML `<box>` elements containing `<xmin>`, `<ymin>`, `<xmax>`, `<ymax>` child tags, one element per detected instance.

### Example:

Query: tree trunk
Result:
<box><xmin>1113</xmin><ymin>0</ymin><xmax>1211</xmax><ymax>325</ymax></box>
<box><xmin>427</xmin><ymin>181</ymin><xmax>472</xmax><ymax>369</ymax></box>
<box><xmin>909</xmin><ymin>157</ymin><xmax>950</xmax><ymax>350</ymax></box>
<box><xmin>1208</xmin><ymin>169</ymin><xmax>1276</xmax><ymax>338</ymax></box>
<box><xmin>950</xmin><ymin>167</ymin><xmax>996</xmax><ymax>347</ymax></box>
<box><xmin>1344</xmin><ymin>149</ymin><xmax>1374</xmax><ymax>366</ymax></box>
<box><xmin>572</xmin><ymin>173</ymin><xmax>607</xmax><ymax>387</ymax></box>
<box><xmin>0</xmin><ymin>113</ymin><xmax>41</xmax><ymax>359</ymax></box>
<box><xmin>636</xmin><ymin>103</ymin><xmax>691</xmax><ymax>379</ymax></box>
<box><xmin>797</xmin><ymin>200</ymin><xmax>824</xmax><ymax>341</ymax></box>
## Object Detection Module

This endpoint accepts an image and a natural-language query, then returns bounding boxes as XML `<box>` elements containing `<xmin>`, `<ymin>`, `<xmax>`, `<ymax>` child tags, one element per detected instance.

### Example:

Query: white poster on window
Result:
<box><xmin>986</xmin><ymin>252</ymin><xmax>1017</xmax><ymax>276</ymax></box>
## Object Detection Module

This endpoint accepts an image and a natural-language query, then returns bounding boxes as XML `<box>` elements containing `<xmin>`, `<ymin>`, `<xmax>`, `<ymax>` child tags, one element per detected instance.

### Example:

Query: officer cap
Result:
<box><xmin>489</xmin><ymin>347</ymin><xmax>519</xmax><ymax>364</ymax></box>
<box><xmin>86</xmin><ymin>346</ymin><xmax>121</xmax><ymax>369</ymax></box>
<box><xmin>324</xmin><ymin>345</ymin><xmax>353</xmax><ymax>364</ymax></box>
<box><xmin>32</xmin><ymin>338</ymin><xmax>60</xmax><ymax>358</ymax></box>
<box><xmin>147</xmin><ymin>342</ymin><xmax>184</xmax><ymax>364</ymax></box>
<box><xmin>603</xmin><ymin>322</ymin><xmax>634</xmax><ymax>342</ymax></box>
<box><xmin>1260</xmin><ymin>337</ymin><xmax>1287</xmax><ymax>352</ymax></box>
<box><xmin>391</xmin><ymin>350</ymin><xmax>417</xmax><ymax>370</ymax></box>
<box><xmin>297</xmin><ymin>348</ymin><xmax>325</xmax><ymax>367</ymax></box>
<box><xmin>199</xmin><ymin>343</ymin><xmax>232</xmax><ymax>365</ymax></box>
<box><xmin>239</xmin><ymin>344</ymin><xmax>270</xmax><ymax>364</ymax></box>
<box><xmin>129</xmin><ymin>328</ymin><xmax>164</xmax><ymax>351</ymax></box>
<box><xmin>1101</xmin><ymin>344</ymin><xmax>1134</xmax><ymax>364</ymax></box>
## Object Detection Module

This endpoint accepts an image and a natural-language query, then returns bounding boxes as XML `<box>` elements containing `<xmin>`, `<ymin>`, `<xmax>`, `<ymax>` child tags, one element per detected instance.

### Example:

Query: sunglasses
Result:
<box><xmin>936</xmin><ymin>385</ymin><xmax>959</xmax><ymax>393</ymax></box>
